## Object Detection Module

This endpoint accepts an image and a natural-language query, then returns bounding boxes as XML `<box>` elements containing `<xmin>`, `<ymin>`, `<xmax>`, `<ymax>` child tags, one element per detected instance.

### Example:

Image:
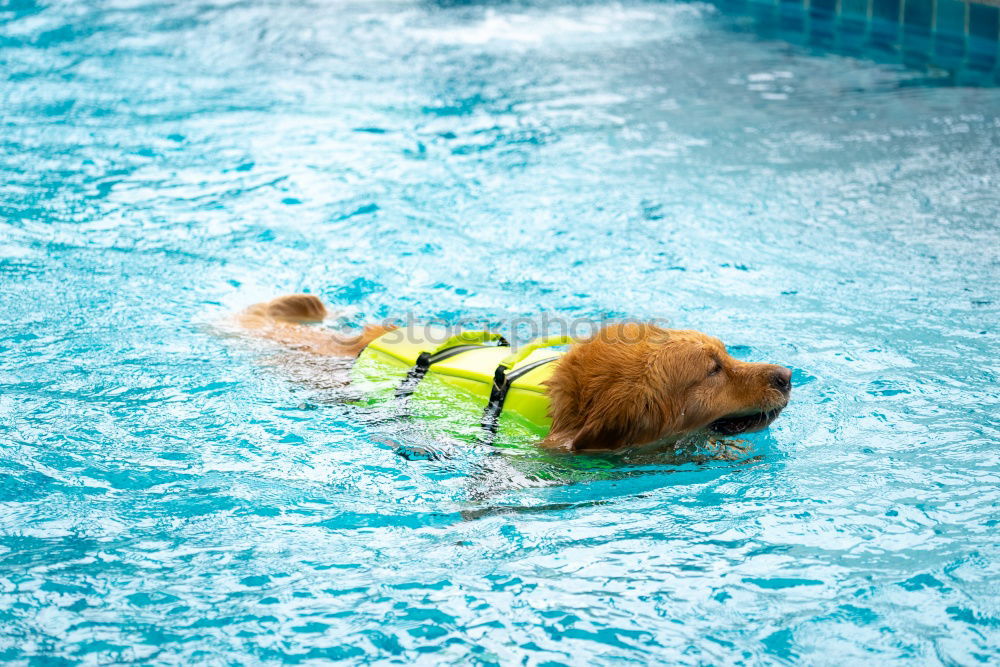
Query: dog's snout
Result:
<box><xmin>770</xmin><ymin>367</ymin><xmax>792</xmax><ymax>393</ymax></box>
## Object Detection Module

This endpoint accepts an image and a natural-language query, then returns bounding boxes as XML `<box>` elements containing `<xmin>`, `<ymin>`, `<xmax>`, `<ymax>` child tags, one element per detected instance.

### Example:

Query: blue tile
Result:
<box><xmin>933</xmin><ymin>31</ymin><xmax>965</xmax><ymax>56</ymax></box>
<box><xmin>777</xmin><ymin>0</ymin><xmax>806</xmax><ymax>31</ymax></box>
<box><xmin>811</xmin><ymin>0</ymin><xmax>837</xmax><ymax>16</ymax></box>
<box><xmin>810</xmin><ymin>14</ymin><xmax>837</xmax><ymax>39</ymax></box>
<box><xmin>838</xmin><ymin>15</ymin><xmax>870</xmax><ymax>33</ymax></box>
<box><xmin>716</xmin><ymin>0</ymin><xmax>750</xmax><ymax>10</ymax></box>
<box><xmin>779</xmin><ymin>13</ymin><xmax>806</xmax><ymax>32</ymax></box>
<box><xmin>810</xmin><ymin>18</ymin><xmax>837</xmax><ymax>43</ymax></box>
<box><xmin>903</xmin><ymin>21</ymin><xmax>932</xmax><ymax>40</ymax></box>
<box><xmin>902</xmin><ymin>22</ymin><xmax>933</xmax><ymax>58</ymax></box>
<box><xmin>968</xmin><ymin>3</ymin><xmax>999</xmax><ymax>41</ymax></box>
<box><xmin>934</xmin><ymin>0</ymin><xmax>966</xmax><ymax>35</ymax></box>
<box><xmin>873</xmin><ymin>0</ymin><xmax>901</xmax><ymax>22</ymax></box>
<box><xmin>955</xmin><ymin>67</ymin><xmax>991</xmax><ymax>84</ymax></box>
<box><xmin>870</xmin><ymin>17</ymin><xmax>902</xmax><ymax>49</ymax></box>
<box><xmin>965</xmin><ymin>48</ymin><xmax>997</xmax><ymax>71</ymax></box>
<box><xmin>809</xmin><ymin>31</ymin><xmax>837</xmax><ymax>48</ymax></box>
<box><xmin>837</xmin><ymin>18</ymin><xmax>869</xmax><ymax>52</ymax></box>
<box><xmin>903</xmin><ymin>0</ymin><xmax>933</xmax><ymax>28</ymax></box>
<box><xmin>901</xmin><ymin>46</ymin><xmax>932</xmax><ymax>66</ymax></box>
<box><xmin>840</xmin><ymin>0</ymin><xmax>872</xmax><ymax>18</ymax></box>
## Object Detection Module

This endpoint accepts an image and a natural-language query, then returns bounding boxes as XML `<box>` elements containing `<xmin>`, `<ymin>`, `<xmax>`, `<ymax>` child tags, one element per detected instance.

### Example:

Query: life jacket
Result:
<box><xmin>351</xmin><ymin>327</ymin><xmax>572</xmax><ymax>444</ymax></box>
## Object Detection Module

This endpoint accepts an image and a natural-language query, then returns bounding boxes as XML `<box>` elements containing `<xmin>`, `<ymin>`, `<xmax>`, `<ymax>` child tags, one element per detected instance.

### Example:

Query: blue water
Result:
<box><xmin>2</xmin><ymin>0</ymin><xmax>999</xmax><ymax>663</ymax></box>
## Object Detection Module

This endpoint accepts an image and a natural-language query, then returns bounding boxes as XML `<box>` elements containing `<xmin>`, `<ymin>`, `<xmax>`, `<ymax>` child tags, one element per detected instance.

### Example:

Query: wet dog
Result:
<box><xmin>234</xmin><ymin>294</ymin><xmax>791</xmax><ymax>452</ymax></box>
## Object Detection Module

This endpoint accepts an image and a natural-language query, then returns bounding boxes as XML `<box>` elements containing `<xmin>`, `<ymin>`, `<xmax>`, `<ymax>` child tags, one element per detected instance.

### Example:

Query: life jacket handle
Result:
<box><xmin>394</xmin><ymin>331</ymin><xmax>509</xmax><ymax>400</ymax></box>
<box><xmin>427</xmin><ymin>330</ymin><xmax>509</xmax><ymax>355</ymax></box>
<box><xmin>497</xmin><ymin>334</ymin><xmax>575</xmax><ymax>371</ymax></box>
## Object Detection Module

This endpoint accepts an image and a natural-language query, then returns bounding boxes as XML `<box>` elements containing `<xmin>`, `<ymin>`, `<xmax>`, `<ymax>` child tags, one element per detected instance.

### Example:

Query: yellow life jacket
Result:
<box><xmin>350</xmin><ymin>328</ymin><xmax>572</xmax><ymax>443</ymax></box>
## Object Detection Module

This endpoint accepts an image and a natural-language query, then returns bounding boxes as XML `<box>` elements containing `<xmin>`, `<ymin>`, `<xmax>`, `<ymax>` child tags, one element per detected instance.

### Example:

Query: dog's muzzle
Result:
<box><xmin>708</xmin><ymin>408</ymin><xmax>784</xmax><ymax>436</ymax></box>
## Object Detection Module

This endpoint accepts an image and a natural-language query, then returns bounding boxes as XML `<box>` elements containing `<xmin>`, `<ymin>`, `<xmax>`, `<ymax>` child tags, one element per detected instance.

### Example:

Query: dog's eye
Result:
<box><xmin>708</xmin><ymin>362</ymin><xmax>723</xmax><ymax>377</ymax></box>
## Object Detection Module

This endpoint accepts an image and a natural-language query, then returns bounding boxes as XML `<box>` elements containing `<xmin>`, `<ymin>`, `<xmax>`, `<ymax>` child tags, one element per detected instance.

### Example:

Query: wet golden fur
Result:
<box><xmin>234</xmin><ymin>294</ymin><xmax>790</xmax><ymax>452</ymax></box>
<box><xmin>541</xmin><ymin>321</ymin><xmax>789</xmax><ymax>451</ymax></box>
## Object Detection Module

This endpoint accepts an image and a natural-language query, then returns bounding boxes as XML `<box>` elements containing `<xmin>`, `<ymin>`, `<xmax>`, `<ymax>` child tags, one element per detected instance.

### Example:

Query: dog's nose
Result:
<box><xmin>770</xmin><ymin>367</ymin><xmax>792</xmax><ymax>393</ymax></box>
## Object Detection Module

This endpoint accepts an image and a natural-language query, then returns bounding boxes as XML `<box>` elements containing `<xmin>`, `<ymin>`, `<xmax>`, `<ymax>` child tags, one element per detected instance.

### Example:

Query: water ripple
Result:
<box><xmin>1</xmin><ymin>0</ymin><xmax>998</xmax><ymax>663</ymax></box>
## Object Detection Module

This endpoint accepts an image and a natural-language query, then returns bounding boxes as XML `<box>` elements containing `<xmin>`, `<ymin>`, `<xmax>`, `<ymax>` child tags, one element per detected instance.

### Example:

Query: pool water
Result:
<box><xmin>2</xmin><ymin>0</ymin><xmax>999</xmax><ymax>663</ymax></box>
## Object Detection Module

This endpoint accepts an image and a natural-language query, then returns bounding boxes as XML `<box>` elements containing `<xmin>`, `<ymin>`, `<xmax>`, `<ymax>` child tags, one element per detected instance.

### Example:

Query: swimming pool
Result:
<box><xmin>2</xmin><ymin>0</ymin><xmax>998</xmax><ymax>662</ymax></box>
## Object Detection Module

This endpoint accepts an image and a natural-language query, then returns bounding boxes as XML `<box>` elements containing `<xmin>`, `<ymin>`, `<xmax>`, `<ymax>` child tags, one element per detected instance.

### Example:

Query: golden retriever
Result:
<box><xmin>234</xmin><ymin>294</ymin><xmax>791</xmax><ymax>452</ymax></box>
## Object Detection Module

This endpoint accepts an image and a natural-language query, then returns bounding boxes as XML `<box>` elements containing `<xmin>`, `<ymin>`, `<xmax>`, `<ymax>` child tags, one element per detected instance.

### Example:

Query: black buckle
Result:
<box><xmin>479</xmin><ymin>357</ymin><xmax>560</xmax><ymax>440</ymax></box>
<box><xmin>394</xmin><ymin>352</ymin><xmax>432</xmax><ymax>399</ymax></box>
<box><xmin>480</xmin><ymin>365</ymin><xmax>510</xmax><ymax>434</ymax></box>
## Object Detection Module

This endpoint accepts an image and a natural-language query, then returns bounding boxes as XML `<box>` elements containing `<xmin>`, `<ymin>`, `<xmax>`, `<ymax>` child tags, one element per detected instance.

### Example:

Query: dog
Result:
<box><xmin>233</xmin><ymin>294</ymin><xmax>791</xmax><ymax>452</ymax></box>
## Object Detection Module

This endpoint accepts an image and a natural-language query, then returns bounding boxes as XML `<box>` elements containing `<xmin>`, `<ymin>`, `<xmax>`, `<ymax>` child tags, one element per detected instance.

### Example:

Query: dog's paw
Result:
<box><xmin>264</xmin><ymin>294</ymin><xmax>328</xmax><ymax>323</ymax></box>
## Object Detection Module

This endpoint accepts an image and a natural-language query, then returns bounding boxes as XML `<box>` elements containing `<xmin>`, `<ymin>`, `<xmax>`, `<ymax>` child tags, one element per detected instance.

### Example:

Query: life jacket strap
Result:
<box><xmin>480</xmin><ymin>356</ymin><xmax>561</xmax><ymax>439</ymax></box>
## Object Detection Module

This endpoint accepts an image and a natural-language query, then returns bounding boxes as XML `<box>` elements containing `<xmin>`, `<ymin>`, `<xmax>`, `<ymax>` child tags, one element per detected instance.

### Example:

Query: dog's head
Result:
<box><xmin>542</xmin><ymin>322</ymin><xmax>791</xmax><ymax>451</ymax></box>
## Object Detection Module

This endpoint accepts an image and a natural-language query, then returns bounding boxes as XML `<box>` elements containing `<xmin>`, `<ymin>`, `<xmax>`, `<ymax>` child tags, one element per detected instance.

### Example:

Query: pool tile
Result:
<box><xmin>933</xmin><ymin>31</ymin><xmax>966</xmax><ymax>58</ymax></box>
<box><xmin>811</xmin><ymin>23</ymin><xmax>838</xmax><ymax>46</ymax></box>
<box><xmin>778</xmin><ymin>0</ymin><xmax>806</xmax><ymax>31</ymax></box>
<box><xmin>712</xmin><ymin>0</ymin><xmax>999</xmax><ymax>88</ymax></box>
<box><xmin>903</xmin><ymin>0</ymin><xmax>933</xmax><ymax>29</ymax></box>
<box><xmin>966</xmin><ymin>40</ymin><xmax>998</xmax><ymax>67</ymax></box>
<box><xmin>811</xmin><ymin>0</ymin><xmax>838</xmax><ymax>18</ymax></box>
<box><xmin>840</xmin><ymin>0</ymin><xmax>872</xmax><ymax>18</ymax></box>
<box><xmin>902</xmin><ymin>23</ymin><xmax>933</xmax><ymax>59</ymax></box>
<box><xmin>872</xmin><ymin>0</ymin><xmax>901</xmax><ymax>22</ymax></box>
<box><xmin>718</xmin><ymin>0</ymin><xmax>751</xmax><ymax>11</ymax></box>
<box><xmin>934</xmin><ymin>0</ymin><xmax>966</xmax><ymax>34</ymax></box>
<box><xmin>810</xmin><ymin>11</ymin><xmax>838</xmax><ymax>42</ymax></box>
<box><xmin>968</xmin><ymin>3</ymin><xmax>1000</xmax><ymax>42</ymax></box>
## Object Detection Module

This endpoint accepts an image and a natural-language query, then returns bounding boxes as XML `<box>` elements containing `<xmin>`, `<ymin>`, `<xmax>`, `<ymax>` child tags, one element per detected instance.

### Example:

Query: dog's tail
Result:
<box><xmin>234</xmin><ymin>294</ymin><xmax>394</xmax><ymax>357</ymax></box>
